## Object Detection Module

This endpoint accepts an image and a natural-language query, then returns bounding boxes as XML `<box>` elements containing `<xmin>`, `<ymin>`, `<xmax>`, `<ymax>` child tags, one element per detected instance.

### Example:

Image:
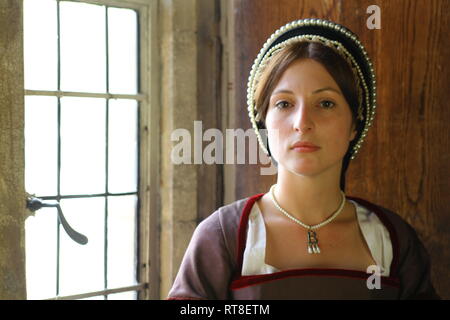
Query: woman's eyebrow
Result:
<box><xmin>271</xmin><ymin>87</ymin><xmax>341</xmax><ymax>96</ymax></box>
<box><xmin>312</xmin><ymin>87</ymin><xmax>341</xmax><ymax>95</ymax></box>
<box><xmin>271</xmin><ymin>89</ymin><xmax>294</xmax><ymax>96</ymax></box>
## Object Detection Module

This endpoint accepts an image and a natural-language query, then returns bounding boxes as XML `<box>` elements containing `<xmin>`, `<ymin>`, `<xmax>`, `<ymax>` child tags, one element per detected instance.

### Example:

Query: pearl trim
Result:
<box><xmin>247</xmin><ymin>19</ymin><xmax>377</xmax><ymax>160</ymax></box>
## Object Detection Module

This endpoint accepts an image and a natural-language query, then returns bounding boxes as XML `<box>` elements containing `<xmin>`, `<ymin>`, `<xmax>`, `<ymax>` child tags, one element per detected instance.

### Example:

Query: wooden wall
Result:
<box><xmin>230</xmin><ymin>0</ymin><xmax>449</xmax><ymax>298</ymax></box>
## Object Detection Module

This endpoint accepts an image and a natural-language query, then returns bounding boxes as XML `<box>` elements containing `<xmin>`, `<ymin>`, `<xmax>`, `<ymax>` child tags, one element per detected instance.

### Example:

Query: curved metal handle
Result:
<box><xmin>26</xmin><ymin>197</ymin><xmax>88</xmax><ymax>245</ymax></box>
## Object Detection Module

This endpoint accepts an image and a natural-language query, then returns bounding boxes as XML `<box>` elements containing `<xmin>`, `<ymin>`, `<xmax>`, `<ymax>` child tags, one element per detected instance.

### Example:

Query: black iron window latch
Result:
<box><xmin>26</xmin><ymin>196</ymin><xmax>88</xmax><ymax>245</ymax></box>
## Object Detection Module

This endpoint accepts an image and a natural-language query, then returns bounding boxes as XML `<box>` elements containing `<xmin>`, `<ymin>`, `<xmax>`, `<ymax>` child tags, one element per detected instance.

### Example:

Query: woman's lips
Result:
<box><xmin>291</xmin><ymin>141</ymin><xmax>321</xmax><ymax>152</ymax></box>
<box><xmin>292</xmin><ymin>146</ymin><xmax>321</xmax><ymax>152</ymax></box>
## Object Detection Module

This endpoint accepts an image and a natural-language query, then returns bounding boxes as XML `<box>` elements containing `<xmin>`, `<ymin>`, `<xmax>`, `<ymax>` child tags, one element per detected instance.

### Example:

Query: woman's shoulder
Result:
<box><xmin>351</xmin><ymin>198</ymin><xmax>433</xmax><ymax>264</ymax></box>
<box><xmin>348</xmin><ymin>196</ymin><xmax>419</xmax><ymax>239</ymax></box>
<box><xmin>366</xmin><ymin>200</ymin><xmax>431</xmax><ymax>258</ymax></box>
<box><xmin>193</xmin><ymin>194</ymin><xmax>262</xmax><ymax>256</ymax></box>
<box><xmin>168</xmin><ymin>196</ymin><xmax>258</xmax><ymax>300</ymax></box>
<box><xmin>199</xmin><ymin>194</ymin><xmax>262</xmax><ymax>231</ymax></box>
<box><xmin>349</xmin><ymin>196</ymin><xmax>441</xmax><ymax>299</ymax></box>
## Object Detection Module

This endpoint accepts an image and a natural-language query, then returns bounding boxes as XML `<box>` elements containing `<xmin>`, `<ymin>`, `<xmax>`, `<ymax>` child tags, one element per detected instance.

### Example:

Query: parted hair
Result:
<box><xmin>253</xmin><ymin>41</ymin><xmax>362</xmax><ymax>190</ymax></box>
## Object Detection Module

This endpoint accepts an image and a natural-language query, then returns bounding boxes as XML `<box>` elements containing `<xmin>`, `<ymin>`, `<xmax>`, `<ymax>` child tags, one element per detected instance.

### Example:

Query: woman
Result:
<box><xmin>168</xmin><ymin>18</ymin><xmax>440</xmax><ymax>300</ymax></box>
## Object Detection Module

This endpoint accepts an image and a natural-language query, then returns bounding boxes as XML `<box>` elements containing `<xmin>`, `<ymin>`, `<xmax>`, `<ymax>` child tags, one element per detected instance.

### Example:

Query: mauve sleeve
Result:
<box><xmin>167</xmin><ymin>210</ymin><xmax>236</xmax><ymax>300</ymax></box>
<box><xmin>398</xmin><ymin>223</ymin><xmax>441</xmax><ymax>300</ymax></box>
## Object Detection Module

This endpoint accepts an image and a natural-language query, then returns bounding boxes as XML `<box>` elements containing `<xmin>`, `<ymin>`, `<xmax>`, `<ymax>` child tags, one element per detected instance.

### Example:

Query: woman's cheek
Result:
<box><xmin>267</xmin><ymin>128</ymin><xmax>281</xmax><ymax>159</ymax></box>
<box><xmin>265</xmin><ymin>112</ymin><xmax>290</xmax><ymax>159</ymax></box>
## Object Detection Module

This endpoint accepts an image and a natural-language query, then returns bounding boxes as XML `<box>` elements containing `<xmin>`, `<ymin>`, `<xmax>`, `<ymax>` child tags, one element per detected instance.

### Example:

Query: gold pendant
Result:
<box><xmin>307</xmin><ymin>229</ymin><xmax>321</xmax><ymax>254</ymax></box>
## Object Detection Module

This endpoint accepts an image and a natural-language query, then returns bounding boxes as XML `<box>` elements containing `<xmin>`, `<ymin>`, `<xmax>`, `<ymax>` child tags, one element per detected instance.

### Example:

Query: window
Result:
<box><xmin>23</xmin><ymin>0</ymin><xmax>152</xmax><ymax>300</ymax></box>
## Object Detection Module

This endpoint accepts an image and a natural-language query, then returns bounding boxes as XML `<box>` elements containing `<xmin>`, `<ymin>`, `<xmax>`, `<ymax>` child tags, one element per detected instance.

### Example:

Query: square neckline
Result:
<box><xmin>241</xmin><ymin>198</ymin><xmax>392</xmax><ymax>276</ymax></box>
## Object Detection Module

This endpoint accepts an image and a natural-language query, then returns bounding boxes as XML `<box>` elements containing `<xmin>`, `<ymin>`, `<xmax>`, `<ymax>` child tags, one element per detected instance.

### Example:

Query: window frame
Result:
<box><xmin>23</xmin><ymin>0</ymin><xmax>160</xmax><ymax>300</ymax></box>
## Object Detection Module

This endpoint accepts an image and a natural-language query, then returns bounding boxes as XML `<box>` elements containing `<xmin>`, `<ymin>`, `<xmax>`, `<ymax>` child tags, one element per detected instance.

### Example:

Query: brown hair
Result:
<box><xmin>253</xmin><ymin>41</ymin><xmax>362</xmax><ymax>190</ymax></box>
<box><xmin>254</xmin><ymin>41</ymin><xmax>360</xmax><ymax>128</ymax></box>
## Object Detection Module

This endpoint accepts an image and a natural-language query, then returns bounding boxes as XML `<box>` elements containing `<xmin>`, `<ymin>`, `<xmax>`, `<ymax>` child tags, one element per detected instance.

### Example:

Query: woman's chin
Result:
<box><xmin>280</xmin><ymin>160</ymin><xmax>322</xmax><ymax>177</ymax></box>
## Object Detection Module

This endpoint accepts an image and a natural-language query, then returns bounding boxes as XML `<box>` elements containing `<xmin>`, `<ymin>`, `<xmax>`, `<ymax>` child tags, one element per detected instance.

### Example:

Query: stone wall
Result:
<box><xmin>0</xmin><ymin>0</ymin><xmax>27</xmax><ymax>300</ymax></box>
<box><xmin>159</xmin><ymin>0</ymin><xmax>222</xmax><ymax>298</ymax></box>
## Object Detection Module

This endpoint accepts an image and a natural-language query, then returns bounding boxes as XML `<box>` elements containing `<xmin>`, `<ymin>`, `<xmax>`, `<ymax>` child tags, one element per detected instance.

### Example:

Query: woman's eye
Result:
<box><xmin>275</xmin><ymin>101</ymin><xmax>291</xmax><ymax>109</ymax></box>
<box><xmin>319</xmin><ymin>100</ymin><xmax>336</xmax><ymax>109</ymax></box>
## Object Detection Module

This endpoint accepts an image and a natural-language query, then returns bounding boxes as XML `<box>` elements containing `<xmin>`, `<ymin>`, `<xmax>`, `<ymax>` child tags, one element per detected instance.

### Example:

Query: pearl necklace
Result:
<box><xmin>269</xmin><ymin>184</ymin><xmax>346</xmax><ymax>254</ymax></box>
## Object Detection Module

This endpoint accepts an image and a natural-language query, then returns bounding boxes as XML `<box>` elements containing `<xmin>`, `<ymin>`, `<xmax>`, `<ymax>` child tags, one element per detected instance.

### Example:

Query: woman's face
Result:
<box><xmin>265</xmin><ymin>58</ymin><xmax>357</xmax><ymax>177</ymax></box>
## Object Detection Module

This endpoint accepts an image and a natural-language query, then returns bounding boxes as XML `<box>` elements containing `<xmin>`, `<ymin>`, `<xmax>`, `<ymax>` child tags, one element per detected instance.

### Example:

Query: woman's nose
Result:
<box><xmin>292</xmin><ymin>104</ymin><xmax>313</xmax><ymax>133</ymax></box>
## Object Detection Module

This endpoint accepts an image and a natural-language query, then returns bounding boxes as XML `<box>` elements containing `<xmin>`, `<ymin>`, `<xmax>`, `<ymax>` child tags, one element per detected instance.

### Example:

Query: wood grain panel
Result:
<box><xmin>341</xmin><ymin>0</ymin><xmax>450</xmax><ymax>298</ymax></box>
<box><xmin>231</xmin><ymin>0</ymin><xmax>449</xmax><ymax>298</ymax></box>
<box><xmin>197</xmin><ymin>0</ymin><xmax>223</xmax><ymax>221</ymax></box>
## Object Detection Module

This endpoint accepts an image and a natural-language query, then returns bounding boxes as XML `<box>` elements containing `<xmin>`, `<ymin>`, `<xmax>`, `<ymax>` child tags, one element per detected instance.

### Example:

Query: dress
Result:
<box><xmin>167</xmin><ymin>193</ymin><xmax>440</xmax><ymax>300</ymax></box>
<box><xmin>241</xmin><ymin>198</ymin><xmax>393</xmax><ymax>277</ymax></box>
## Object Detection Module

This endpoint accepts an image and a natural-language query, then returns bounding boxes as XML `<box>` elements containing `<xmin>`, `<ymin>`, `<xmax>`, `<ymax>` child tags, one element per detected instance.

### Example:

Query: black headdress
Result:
<box><xmin>247</xmin><ymin>18</ymin><xmax>376</xmax><ymax>161</ymax></box>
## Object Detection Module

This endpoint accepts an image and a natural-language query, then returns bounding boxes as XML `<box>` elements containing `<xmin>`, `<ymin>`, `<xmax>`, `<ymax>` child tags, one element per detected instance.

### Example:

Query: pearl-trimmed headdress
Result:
<box><xmin>247</xmin><ymin>18</ymin><xmax>376</xmax><ymax>160</ymax></box>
